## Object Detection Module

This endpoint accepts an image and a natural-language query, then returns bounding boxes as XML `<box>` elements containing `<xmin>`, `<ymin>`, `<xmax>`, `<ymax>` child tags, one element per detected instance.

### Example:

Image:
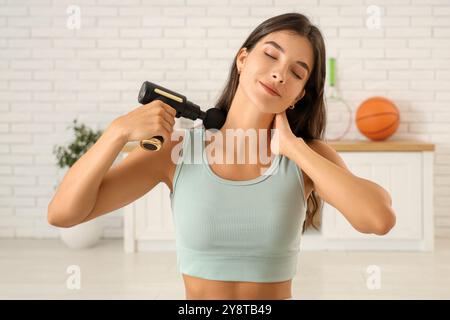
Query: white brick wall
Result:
<box><xmin>1</xmin><ymin>0</ymin><xmax>450</xmax><ymax>239</ymax></box>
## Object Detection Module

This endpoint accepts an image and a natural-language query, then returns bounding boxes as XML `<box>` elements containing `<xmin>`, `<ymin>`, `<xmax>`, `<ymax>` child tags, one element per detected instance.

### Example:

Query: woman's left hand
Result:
<box><xmin>270</xmin><ymin>111</ymin><xmax>299</xmax><ymax>157</ymax></box>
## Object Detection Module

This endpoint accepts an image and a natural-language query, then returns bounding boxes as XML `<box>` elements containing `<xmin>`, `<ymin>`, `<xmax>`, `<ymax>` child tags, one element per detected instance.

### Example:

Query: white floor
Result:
<box><xmin>1</xmin><ymin>238</ymin><xmax>449</xmax><ymax>300</ymax></box>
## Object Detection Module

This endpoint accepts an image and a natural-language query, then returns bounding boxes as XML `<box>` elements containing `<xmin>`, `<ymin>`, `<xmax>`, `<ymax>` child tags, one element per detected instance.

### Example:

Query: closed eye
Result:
<box><xmin>264</xmin><ymin>53</ymin><xmax>302</xmax><ymax>80</ymax></box>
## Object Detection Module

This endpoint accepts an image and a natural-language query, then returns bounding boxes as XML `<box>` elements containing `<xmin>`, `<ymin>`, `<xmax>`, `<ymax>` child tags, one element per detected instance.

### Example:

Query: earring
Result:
<box><xmin>289</xmin><ymin>104</ymin><xmax>295</xmax><ymax>109</ymax></box>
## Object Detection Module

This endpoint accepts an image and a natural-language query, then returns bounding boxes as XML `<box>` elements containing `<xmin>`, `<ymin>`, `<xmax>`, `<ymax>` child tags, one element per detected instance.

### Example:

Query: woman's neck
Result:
<box><xmin>211</xmin><ymin>86</ymin><xmax>276</xmax><ymax>166</ymax></box>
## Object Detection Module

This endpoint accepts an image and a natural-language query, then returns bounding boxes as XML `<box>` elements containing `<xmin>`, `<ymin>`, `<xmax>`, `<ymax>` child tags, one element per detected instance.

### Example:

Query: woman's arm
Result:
<box><xmin>47</xmin><ymin>122</ymin><xmax>128</xmax><ymax>227</ymax></box>
<box><xmin>48</xmin><ymin>101</ymin><xmax>177</xmax><ymax>228</ymax></box>
<box><xmin>286</xmin><ymin>138</ymin><xmax>396</xmax><ymax>235</ymax></box>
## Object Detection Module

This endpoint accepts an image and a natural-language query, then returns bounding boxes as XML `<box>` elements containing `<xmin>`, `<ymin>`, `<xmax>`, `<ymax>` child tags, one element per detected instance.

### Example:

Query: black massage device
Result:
<box><xmin>137</xmin><ymin>81</ymin><xmax>226</xmax><ymax>151</ymax></box>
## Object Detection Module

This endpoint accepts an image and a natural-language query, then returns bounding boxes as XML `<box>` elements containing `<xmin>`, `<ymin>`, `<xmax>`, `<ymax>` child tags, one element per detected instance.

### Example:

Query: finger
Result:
<box><xmin>275</xmin><ymin>113</ymin><xmax>281</xmax><ymax>125</ymax></box>
<box><xmin>159</xmin><ymin>104</ymin><xmax>177</xmax><ymax>125</ymax></box>
<box><xmin>153</xmin><ymin>105</ymin><xmax>176</xmax><ymax>127</ymax></box>
<box><xmin>278</xmin><ymin>112</ymin><xmax>287</xmax><ymax>124</ymax></box>
<box><xmin>162</xmin><ymin>110</ymin><xmax>176</xmax><ymax>127</ymax></box>
<box><xmin>158</xmin><ymin>115</ymin><xmax>174</xmax><ymax>133</ymax></box>
<box><xmin>156</xmin><ymin>123</ymin><xmax>171</xmax><ymax>143</ymax></box>
<box><xmin>160</xmin><ymin>102</ymin><xmax>177</xmax><ymax>118</ymax></box>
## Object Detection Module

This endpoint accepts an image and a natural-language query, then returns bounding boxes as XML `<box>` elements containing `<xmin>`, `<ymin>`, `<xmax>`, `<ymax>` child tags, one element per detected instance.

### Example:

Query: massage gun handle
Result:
<box><xmin>139</xmin><ymin>96</ymin><xmax>180</xmax><ymax>152</ymax></box>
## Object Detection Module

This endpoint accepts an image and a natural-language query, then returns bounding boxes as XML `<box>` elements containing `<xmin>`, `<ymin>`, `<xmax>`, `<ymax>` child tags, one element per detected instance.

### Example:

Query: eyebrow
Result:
<box><xmin>263</xmin><ymin>40</ymin><xmax>310</xmax><ymax>75</ymax></box>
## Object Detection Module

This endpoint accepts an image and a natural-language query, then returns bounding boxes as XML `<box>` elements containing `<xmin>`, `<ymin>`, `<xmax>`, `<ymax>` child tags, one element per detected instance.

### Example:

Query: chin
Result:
<box><xmin>242</xmin><ymin>83</ymin><xmax>277</xmax><ymax>113</ymax></box>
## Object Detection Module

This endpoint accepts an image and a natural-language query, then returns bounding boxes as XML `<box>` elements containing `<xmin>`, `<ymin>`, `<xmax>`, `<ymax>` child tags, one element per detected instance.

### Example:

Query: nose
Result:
<box><xmin>271</xmin><ymin>71</ymin><xmax>285</xmax><ymax>84</ymax></box>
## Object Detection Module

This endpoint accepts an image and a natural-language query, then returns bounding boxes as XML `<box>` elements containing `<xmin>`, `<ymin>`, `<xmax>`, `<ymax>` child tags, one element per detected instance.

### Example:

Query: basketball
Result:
<box><xmin>355</xmin><ymin>97</ymin><xmax>400</xmax><ymax>141</ymax></box>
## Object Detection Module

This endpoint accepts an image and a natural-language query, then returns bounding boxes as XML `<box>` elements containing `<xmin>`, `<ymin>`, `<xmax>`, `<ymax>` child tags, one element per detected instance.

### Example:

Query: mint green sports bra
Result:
<box><xmin>170</xmin><ymin>127</ymin><xmax>307</xmax><ymax>283</ymax></box>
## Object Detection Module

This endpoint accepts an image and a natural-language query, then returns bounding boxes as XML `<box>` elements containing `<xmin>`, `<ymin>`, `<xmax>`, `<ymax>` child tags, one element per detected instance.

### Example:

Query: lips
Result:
<box><xmin>259</xmin><ymin>81</ymin><xmax>280</xmax><ymax>96</ymax></box>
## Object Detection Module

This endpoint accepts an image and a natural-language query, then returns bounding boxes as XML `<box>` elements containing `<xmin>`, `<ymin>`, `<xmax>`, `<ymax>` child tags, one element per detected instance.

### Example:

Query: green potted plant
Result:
<box><xmin>52</xmin><ymin>119</ymin><xmax>104</xmax><ymax>249</ymax></box>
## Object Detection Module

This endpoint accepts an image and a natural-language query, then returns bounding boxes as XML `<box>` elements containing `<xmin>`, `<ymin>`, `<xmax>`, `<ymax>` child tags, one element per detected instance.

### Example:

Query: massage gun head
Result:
<box><xmin>203</xmin><ymin>107</ymin><xmax>226</xmax><ymax>130</ymax></box>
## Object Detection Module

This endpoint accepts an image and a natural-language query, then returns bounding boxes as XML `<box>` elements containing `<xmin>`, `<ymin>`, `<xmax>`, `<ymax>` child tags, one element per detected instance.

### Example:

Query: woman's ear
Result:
<box><xmin>236</xmin><ymin>47</ymin><xmax>248</xmax><ymax>73</ymax></box>
<box><xmin>293</xmin><ymin>90</ymin><xmax>306</xmax><ymax>105</ymax></box>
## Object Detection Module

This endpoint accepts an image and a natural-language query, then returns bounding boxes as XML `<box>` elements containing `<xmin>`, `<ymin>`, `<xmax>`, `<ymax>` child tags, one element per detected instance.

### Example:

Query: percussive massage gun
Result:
<box><xmin>137</xmin><ymin>81</ymin><xmax>226</xmax><ymax>151</ymax></box>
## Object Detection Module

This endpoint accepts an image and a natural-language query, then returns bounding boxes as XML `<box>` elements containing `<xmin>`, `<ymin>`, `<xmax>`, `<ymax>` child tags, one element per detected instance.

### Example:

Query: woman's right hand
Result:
<box><xmin>112</xmin><ymin>100</ymin><xmax>177</xmax><ymax>143</ymax></box>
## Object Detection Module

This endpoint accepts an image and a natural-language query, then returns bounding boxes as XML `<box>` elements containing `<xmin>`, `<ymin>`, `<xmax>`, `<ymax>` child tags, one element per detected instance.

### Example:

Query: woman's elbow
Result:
<box><xmin>373</xmin><ymin>207</ymin><xmax>396</xmax><ymax>235</ymax></box>
<box><xmin>47</xmin><ymin>205</ymin><xmax>78</xmax><ymax>228</ymax></box>
<box><xmin>47</xmin><ymin>210</ymin><xmax>68</xmax><ymax>228</ymax></box>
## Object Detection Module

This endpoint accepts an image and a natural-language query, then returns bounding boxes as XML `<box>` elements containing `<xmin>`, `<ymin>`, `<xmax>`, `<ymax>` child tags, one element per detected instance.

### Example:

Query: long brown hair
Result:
<box><xmin>213</xmin><ymin>13</ymin><xmax>327</xmax><ymax>233</ymax></box>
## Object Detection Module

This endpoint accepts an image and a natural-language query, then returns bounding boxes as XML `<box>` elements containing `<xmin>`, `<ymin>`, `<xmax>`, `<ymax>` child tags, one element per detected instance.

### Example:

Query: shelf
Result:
<box><xmin>326</xmin><ymin>140</ymin><xmax>435</xmax><ymax>152</ymax></box>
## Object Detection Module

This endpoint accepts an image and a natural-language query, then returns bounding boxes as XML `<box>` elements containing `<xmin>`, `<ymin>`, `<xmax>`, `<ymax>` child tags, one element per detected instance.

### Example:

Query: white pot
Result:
<box><xmin>59</xmin><ymin>218</ymin><xmax>102</xmax><ymax>249</ymax></box>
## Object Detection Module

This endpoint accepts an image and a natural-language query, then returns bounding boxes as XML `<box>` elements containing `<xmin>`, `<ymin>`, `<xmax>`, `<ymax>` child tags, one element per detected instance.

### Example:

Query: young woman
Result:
<box><xmin>48</xmin><ymin>13</ymin><xmax>396</xmax><ymax>300</ymax></box>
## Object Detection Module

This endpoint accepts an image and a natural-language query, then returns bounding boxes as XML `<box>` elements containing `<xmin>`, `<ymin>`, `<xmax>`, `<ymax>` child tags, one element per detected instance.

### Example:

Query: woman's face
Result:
<box><xmin>236</xmin><ymin>30</ymin><xmax>314</xmax><ymax>114</ymax></box>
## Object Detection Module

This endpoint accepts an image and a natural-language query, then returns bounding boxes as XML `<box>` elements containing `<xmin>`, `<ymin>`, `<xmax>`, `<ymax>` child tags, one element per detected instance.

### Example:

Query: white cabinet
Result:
<box><xmin>320</xmin><ymin>151</ymin><xmax>433</xmax><ymax>250</ymax></box>
<box><xmin>122</xmin><ymin>140</ymin><xmax>435</xmax><ymax>252</ymax></box>
<box><xmin>123</xmin><ymin>176</ymin><xmax>175</xmax><ymax>253</ymax></box>
<box><xmin>316</xmin><ymin>140</ymin><xmax>435</xmax><ymax>251</ymax></box>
